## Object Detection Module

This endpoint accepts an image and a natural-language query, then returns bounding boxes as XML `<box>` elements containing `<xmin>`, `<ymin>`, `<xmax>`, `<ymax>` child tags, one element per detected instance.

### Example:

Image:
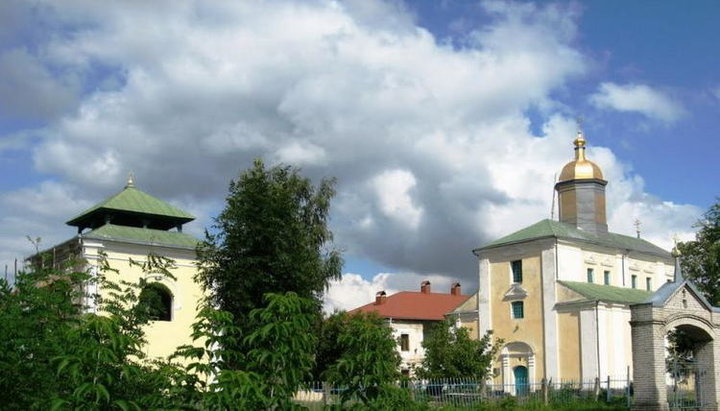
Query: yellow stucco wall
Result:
<box><xmin>87</xmin><ymin>243</ymin><xmax>204</xmax><ymax>361</ymax></box>
<box><xmin>490</xmin><ymin>256</ymin><xmax>545</xmax><ymax>382</ymax></box>
<box><xmin>557</xmin><ymin>311</ymin><xmax>580</xmax><ymax>380</ymax></box>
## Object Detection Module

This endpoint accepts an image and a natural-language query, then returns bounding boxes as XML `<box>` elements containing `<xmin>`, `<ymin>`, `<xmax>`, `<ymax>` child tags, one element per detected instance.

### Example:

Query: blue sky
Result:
<box><xmin>0</xmin><ymin>1</ymin><xmax>717</xmax><ymax>309</ymax></box>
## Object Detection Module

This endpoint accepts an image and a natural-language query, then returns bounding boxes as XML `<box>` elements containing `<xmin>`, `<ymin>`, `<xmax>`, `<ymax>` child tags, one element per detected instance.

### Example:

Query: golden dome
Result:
<box><xmin>558</xmin><ymin>130</ymin><xmax>604</xmax><ymax>181</ymax></box>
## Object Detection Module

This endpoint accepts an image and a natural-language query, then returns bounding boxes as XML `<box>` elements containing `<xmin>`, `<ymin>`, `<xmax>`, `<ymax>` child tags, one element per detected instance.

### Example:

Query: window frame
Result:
<box><xmin>603</xmin><ymin>270</ymin><xmax>610</xmax><ymax>285</ymax></box>
<box><xmin>400</xmin><ymin>333</ymin><xmax>410</xmax><ymax>352</ymax></box>
<box><xmin>646</xmin><ymin>277</ymin><xmax>652</xmax><ymax>291</ymax></box>
<box><xmin>138</xmin><ymin>282</ymin><xmax>173</xmax><ymax>322</ymax></box>
<box><xmin>587</xmin><ymin>268</ymin><xmax>594</xmax><ymax>283</ymax></box>
<box><xmin>631</xmin><ymin>274</ymin><xmax>637</xmax><ymax>289</ymax></box>
<box><xmin>511</xmin><ymin>260</ymin><xmax>523</xmax><ymax>283</ymax></box>
<box><xmin>511</xmin><ymin>301</ymin><xmax>524</xmax><ymax>319</ymax></box>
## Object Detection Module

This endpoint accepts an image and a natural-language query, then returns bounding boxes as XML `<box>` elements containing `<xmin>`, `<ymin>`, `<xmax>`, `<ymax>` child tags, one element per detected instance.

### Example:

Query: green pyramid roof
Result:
<box><xmin>66</xmin><ymin>183</ymin><xmax>194</xmax><ymax>231</ymax></box>
<box><xmin>475</xmin><ymin>219</ymin><xmax>671</xmax><ymax>258</ymax></box>
<box><xmin>83</xmin><ymin>224</ymin><xmax>199</xmax><ymax>249</ymax></box>
<box><xmin>558</xmin><ymin>281</ymin><xmax>653</xmax><ymax>305</ymax></box>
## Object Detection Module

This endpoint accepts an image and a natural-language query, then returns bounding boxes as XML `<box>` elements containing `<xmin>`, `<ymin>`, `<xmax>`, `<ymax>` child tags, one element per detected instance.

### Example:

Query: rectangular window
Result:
<box><xmin>587</xmin><ymin>268</ymin><xmax>594</xmax><ymax>283</ymax></box>
<box><xmin>400</xmin><ymin>334</ymin><xmax>409</xmax><ymax>351</ymax></box>
<box><xmin>646</xmin><ymin>277</ymin><xmax>652</xmax><ymax>291</ymax></box>
<box><xmin>511</xmin><ymin>260</ymin><xmax>523</xmax><ymax>283</ymax></box>
<box><xmin>604</xmin><ymin>271</ymin><xmax>610</xmax><ymax>285</ymax></box>
<box><xmin>511</xmin><ymin>301</ymin><xmax>524</xmax><ymax>319</ymax></box>
<box><xmin>631</xmin><ymin>275</ymin><xmax>637</xmax><ymax>289</ymax></box>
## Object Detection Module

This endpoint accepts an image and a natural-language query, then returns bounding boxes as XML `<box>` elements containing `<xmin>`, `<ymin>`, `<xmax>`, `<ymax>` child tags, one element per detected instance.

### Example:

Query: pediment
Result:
<box><xmin>503</xmin><ymin>283</ymin><xmax>528</xmax><ymax>301</ymax></box>
<box><xmin>666</xmin><ymin>283</ymin><xmax>712</xmax><ymax>312</ymax></box>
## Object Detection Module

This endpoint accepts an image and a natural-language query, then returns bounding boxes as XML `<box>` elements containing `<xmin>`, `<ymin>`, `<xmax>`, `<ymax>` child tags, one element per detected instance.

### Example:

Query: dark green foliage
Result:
<box><xmin>196</xmin><ymin>159</ymin><xmax>342</xmax><ymax>341</ymax></box>
<box><xmin>313</xmin><ymin>310</ymin><xmax>348</xmax><ymax>380</ymax></box>
<box><xmin>0</xmin><ymin>258</ymin><xmax>89</xmax><ymax>409</ymax></box>
<box><xmin>325</xmin><ymin>312</ymin><xmax>401</xmax><ymax>406</ymax></box>
<box><xmin>0</xmin><ymin>252</ymin><xmax>192</xmax><ymax>410</ymax></box>
<box><xmin>50</xmin><ymin>254</ymin><xmax>189</xmax><ymax>410</ymax></box>
<box><xmin>417</xmin><ymin>319</ymin><xmax>501</xmax><ymax>380</ymax></box>
<box><xmin>244</xmin><ymin>292</ymin><xmax>318</xmax><ymax>408</ymax></box>
<box><xmin>174</xmin><ymin>292</ymin><xmax>318</xmax><ymax>409</ymax></box>
<box><xmin>677</xmin><ymin>199</ymin><xmax>720</xmax><ymax>305</ymax></box>
<box><xmin>137</xmin><ymin>282</ymin><xmax>172</xmax><ymax>321</ymax></box>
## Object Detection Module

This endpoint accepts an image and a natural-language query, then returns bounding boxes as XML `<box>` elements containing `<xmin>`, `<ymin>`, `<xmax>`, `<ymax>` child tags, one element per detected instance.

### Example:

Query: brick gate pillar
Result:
<box><xmin>696</xmin><ymin>338</ymin><xmax>719</xmax><ymax>410</ymax></box>
<box><xmin>630</xmin><ymin>311</ymin><xmax>668</xmax><ymax>410</ymax></box>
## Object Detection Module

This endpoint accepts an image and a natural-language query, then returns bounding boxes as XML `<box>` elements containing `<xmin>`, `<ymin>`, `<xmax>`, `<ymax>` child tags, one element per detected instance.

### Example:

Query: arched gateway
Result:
<box><xmin>630</xmin><ymin>260</ymin><xmax>720</xmax><ymax>410</ymax></box>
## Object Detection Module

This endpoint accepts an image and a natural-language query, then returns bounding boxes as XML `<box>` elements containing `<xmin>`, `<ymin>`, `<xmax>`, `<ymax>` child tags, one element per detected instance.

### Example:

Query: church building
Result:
<box><xmin>34</xmin><ymin>176</ymin><xmax>203</xmax><ymax>360</ymax></box>
<box><xmin>474</xmin><ymin>130</ymin><xmax>675</xmax><ymax>387</ymax></box>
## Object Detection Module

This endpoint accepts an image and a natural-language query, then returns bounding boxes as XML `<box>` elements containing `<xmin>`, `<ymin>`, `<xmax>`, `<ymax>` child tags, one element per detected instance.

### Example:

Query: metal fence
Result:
<box><xmin>294</xmin><ymin>377</ymin><xmax>633</xmax><ymax>409</ymax></box>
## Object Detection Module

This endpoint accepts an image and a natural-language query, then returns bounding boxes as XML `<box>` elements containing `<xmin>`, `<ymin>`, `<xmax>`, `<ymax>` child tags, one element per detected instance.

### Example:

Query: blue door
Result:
<box><xmin>514</xmin><ymin>366</ymin><xmax>529</xmax><ymax>396</ymax></box>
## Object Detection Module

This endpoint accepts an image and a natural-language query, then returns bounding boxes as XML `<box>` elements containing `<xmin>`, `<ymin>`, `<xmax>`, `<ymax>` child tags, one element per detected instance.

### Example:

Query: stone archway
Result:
<box><xmin>630</xmin><ymin>262</ymin><xmax>720</xmax><ymax>411</ymax></box>
<box><xmin>500</xmin><ymin>341</ymin><xmax>535</xmax><ymax>394</ymax></box>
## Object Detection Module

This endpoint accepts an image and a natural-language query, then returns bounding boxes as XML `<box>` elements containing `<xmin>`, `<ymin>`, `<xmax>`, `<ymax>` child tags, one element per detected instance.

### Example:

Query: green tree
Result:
<box><xmin>51</xmin><ymin>254</ymin><xmax>190</xmax><ymax>410</ymax></box>
<box><xmin>325</xmin><ymin>312</ymin><xmax>401</xmax><ymax>406</ymax></box>
<box><xmin>175</xmin><ymin>292</ymin><xmax>317</xmax><ymax>409</ymax></box>
<box><xmin>312</xmin><ymin>310</ymin><xmax>348</xmax><ymax>380</ymax></box>
<box><xmin>417</xmin><ymin>319</ymin><xmax>501</xmax><ymax>380</ymax></box>
<box><xmin>0</xmin><ymin>252</ymin><xmax>190</xmax><ymax>410</ymax></box>
<box><xmin>196</xmin><ymin>159</ymin><xmax>342</xmax><ymax>357</ymax></box>
<box><xmin>0</xmin><ymin>257</ymin><xmax>89</xmax><ymax>409</ymax></box>
<box><xmin>677</xmin><ymin>200</ymin><xmax>720</xmax><ymax>305</ymax></box>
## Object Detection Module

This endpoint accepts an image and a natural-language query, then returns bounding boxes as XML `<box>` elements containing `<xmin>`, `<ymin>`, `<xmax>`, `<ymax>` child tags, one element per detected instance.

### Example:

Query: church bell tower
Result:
<box><xmin>554</xmin><ymin>129</ymin><xmax>608</xmax><ymax>233</ymax></box>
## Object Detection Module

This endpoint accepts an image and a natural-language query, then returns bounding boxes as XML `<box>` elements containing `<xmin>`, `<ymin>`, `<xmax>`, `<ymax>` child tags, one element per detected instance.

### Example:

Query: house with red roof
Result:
<box><xmin>350</xmin><ymin>280</ymin><xmax>475</xmax><ymax>375</ymax></box>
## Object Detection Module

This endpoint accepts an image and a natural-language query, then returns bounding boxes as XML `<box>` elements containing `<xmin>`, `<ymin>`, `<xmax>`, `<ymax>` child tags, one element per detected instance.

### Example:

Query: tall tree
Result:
<box><xmin>677</xmin><ymin>199</ymin><xmax>720</xmax><ymax>305</ymax></box>
<box><xmin>417</xmin><ymin>319</ymin><xmax>501</xmax><ymax>380</ymax></box>
<box><xmin>196</xmin><ymin>159</ymin><xmax>342</xmax><ymax>352</ymax></box>
<box><xmin>325</xmin><ymin>312</ymin><xmax>401</xmax><ymax>406</ymax></box>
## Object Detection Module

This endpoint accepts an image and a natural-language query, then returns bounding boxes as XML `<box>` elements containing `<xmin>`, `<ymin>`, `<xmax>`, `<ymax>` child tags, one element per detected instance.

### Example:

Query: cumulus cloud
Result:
<box><xmin>589</xmin><ymin>82</ymin><xmax>685</xmax><ymax>124</ymax></box>
<box><xmin>0</xmin><ymin>0</ymin><xmax>701</xmax><ymax>302</ymax></box>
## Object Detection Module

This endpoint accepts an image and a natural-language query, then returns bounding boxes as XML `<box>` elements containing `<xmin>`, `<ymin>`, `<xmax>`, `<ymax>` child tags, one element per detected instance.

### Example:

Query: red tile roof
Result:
<box><xmin>350</xmin><ymin>291</ymin><xmax>470</xmax><ymax>321</ymax></box>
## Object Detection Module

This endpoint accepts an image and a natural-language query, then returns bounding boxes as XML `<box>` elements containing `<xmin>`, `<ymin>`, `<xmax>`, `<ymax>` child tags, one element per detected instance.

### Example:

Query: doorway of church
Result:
<box><xmin>513</xmin><ymin>366</ymin><xmax>529</xmax><ymax>396</ymax></box>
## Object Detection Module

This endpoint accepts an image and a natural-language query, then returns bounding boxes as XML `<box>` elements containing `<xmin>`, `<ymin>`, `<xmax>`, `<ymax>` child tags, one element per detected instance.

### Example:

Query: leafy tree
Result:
<box><xmin>417</xmin><ymin>319</ymin><xmax>501</xmax><ymax>380</ymax></box>
<box><xmin>175</xmin><ymin>292</ymin><xmax>317</xmax><ymax>409</ymax></box>
<box><xmin>0</xmin><ymin>256</ymin><xmax>89</xmax><ymax>409</ymax></box>
<box><xmin>666</xmin><ymin>328</ymin><xmax>697</xmax><ymax>383</ymax></box>
<box><xmin>312</xmin><ymin>310</ymin><xmax>349</xmax><ymax>380</ymax></box>
<box><xmin>51</xmin><ymin>254</ymin><xmax>189</xmax><ymax>410</ymax></box>
<box><xmin>0</xmin><ymin>252</ymin><xmax>190</xmax><ymax>410</ymax></box>
<box><xmin>325</xmin><ymin>312</ymin><xmax>401</xmax><ymax>406</ymax></box>
<box><xmin>677</xmin><ymin>200</ymin><xmax>720</xmax><ymax>305</ymax></box>
<box><xmin>196</xmin><ymin>159</ymin><xmax>342</xmax><ymax>359</ymax></box>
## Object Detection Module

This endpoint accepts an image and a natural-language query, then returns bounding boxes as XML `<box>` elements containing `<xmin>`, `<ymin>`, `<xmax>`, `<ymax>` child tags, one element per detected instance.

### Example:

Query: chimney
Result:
<box><xmin>451</xmin><ymin>282</ymin><xmax>461</xmax><ymax>296</ymax></box>
<box><xmin>420</xmin><ymin>280</ymin><xmax>431</xmax><ymax>294</ymax></box>
<box><xmin>375</xmin><ymin>291</ymin><xmax>387</xmax><ymax>305</ymax></box>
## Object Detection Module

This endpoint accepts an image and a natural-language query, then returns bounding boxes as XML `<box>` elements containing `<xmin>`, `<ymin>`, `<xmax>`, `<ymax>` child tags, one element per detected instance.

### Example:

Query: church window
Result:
<box><xmin>646</xmin><ymin>277</ymin><xmax>652</xmax><ymax>291</ymax></box>
<box><xmin>631</xmin><ymin>275</ymin><xmax>637</xmax><ymax>289</ymax></box>
<box><xmin>511</xmin><ymin>260</ymin><xmax>523</xmax><ymax>283</ymax></box>
<box><xmin>511</xmin><ymin>301</ymin><xmax>524</xmax><ymax>319</ymax></box>
<box><xmin>400</xmin><ymin>334</ymin><xmax>410</xmax><ymax>351</ymax></box>
<box><xmin>138</xmin><ymin>283</ymin><xmax>173</xmax><ymax>321</ymax></box>
<box><xmin>604</xmin><ymin>271</ymin><xmax>610</xmax><ymax>285</ymax></box>
<box><xmin>586</xmin><ymin>268</ymin><xmax>594</xmax><ymax>283</ymax></box>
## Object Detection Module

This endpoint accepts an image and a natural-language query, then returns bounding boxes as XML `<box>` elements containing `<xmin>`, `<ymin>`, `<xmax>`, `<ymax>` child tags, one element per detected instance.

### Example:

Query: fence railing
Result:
<box><xmin>294</xmin><ymin>377</ymin><xmax>633</xmax><ymax>408</ymax></box>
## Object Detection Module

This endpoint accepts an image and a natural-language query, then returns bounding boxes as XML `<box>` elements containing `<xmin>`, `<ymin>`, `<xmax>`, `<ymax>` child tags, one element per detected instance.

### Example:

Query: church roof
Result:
<box><xmin>558</xmin><ymin>281</ymin><xmax>653</xmax><ymax>305</ymax></box>
<box><xmin>83</xmin><ymin>224</ymin><xmax>199</xmax><ymax>249</ymax></box>
<box><xmin>66</xmin><ymin>183</ymin><xmax>194</xmax><ymax>230</ymax></box>
<box><xmin>475</xmin><ymin>219</ymin><xmax>671</xmax><ymax>258</ymax></box>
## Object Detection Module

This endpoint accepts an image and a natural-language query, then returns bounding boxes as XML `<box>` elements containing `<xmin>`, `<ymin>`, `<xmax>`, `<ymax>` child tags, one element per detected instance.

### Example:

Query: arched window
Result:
<box><xmin>138</xmin><ymin>283</ymin><xmax>173</xmax><ymax>321</ymax></box>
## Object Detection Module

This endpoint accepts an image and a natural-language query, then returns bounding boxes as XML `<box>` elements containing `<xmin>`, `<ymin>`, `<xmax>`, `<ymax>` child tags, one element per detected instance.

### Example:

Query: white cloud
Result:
<box><xmin>371</xmin><ymin>169</ymin><xmax>423</xmax><ymax>229</ymax></box>
<box><xmin>0</xmin><ymin>0</ymin><xmax>701</xmax><ymax>293</ymax></box>
<box><xmin>589</xmin><ymin>82</ymin><xmax>685</xmax><ymax>124</ymax></box>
